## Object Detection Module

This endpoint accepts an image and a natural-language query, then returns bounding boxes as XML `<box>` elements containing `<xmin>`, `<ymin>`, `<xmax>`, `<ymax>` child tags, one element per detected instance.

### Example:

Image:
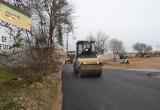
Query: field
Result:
<box><xmin>103</xmin><ymin>57</ymin><xmax>160</xmax><ymax>69</ymax></box>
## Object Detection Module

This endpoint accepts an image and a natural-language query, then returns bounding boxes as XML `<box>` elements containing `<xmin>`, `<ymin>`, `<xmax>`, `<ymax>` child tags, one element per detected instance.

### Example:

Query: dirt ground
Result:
<box><xmin>103</xmin><ymin>57</ymin><xmax>160</xmax><ymax>69</ymax></box>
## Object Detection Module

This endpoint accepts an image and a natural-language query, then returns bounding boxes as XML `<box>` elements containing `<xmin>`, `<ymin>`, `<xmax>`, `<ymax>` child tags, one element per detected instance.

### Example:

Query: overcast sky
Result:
<box><xmin>66</xmin><ymin>0</ymin><xmax>160</xmax><ymax>52</ymax></box>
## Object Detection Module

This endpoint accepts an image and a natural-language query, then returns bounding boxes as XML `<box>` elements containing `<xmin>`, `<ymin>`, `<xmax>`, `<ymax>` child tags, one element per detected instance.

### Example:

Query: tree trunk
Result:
<box><xmin>113</xmin><ymin>53</ymin><xmax>116</xmax><ymax>62</ymax></box>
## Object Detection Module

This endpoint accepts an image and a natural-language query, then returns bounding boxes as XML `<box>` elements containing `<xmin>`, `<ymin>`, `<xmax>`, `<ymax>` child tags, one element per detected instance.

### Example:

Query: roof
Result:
<box><xmin>67</xmin><ymin>51</ymin><xmax>75</xmax><ymax>53</ymax></box>
<box><xmin>77</xmin><ymin>41</ymin><xmax>95</xmax><ymax>44</ymax></box>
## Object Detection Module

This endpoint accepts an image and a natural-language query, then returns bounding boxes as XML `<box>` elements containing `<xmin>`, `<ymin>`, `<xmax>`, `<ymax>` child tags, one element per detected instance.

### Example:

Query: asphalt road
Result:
<box><xmin>62</xmin><ymin>64</ymin><xmax>160</xmax><ymax>110</ymax></box>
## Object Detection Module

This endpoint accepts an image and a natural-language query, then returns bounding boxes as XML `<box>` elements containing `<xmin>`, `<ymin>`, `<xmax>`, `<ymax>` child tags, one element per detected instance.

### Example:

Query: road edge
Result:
<box><xmin>53</xmin><ymin>66</ymin><xmax>63</xmax><ymax>110</ymax></box>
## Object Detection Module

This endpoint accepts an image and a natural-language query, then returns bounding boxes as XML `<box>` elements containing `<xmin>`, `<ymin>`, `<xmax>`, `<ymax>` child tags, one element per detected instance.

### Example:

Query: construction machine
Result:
<box><xmin>65</xmin><ymin>51</ymin><xmax>75</xmax><ymax>64</ymax></box>
<box><xmin>73</xmin><ymin>41</ymin><xmax>103</xmax><ymax>77</ymax></box>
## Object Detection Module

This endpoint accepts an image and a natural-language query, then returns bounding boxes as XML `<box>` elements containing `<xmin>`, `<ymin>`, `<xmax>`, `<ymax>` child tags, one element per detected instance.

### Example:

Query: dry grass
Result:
<box><xmin>103</xmin><ymin>57</ymin><xmax>160</xmax><ymax>69</ymax></box>
<box><xmin>52</xmin><ymin>72</ymin><xmax>63</xmax><ymax>110</ymax></box>
<box><xmin>0</xmin><ymin>69</ymin><xmax>62</xmax><ymax>110</ymax></box>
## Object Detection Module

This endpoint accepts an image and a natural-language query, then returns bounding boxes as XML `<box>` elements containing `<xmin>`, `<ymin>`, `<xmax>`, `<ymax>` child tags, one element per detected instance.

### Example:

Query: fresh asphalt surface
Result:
<box><xmin>62</xmin><ymin>64</ymin><xmax>160</xmax><ymax>110</ymax></box>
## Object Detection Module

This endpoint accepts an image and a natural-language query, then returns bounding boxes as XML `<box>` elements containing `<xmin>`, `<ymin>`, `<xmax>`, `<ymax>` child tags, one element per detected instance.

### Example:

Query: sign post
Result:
<box><xmin>0</xmin><ymin>0</ymin><xmax>31</xmax><ymax>30</ymax></box>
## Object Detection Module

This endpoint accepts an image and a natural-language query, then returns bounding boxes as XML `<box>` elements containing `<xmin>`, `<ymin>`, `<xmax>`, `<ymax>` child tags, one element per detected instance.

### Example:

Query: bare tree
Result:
<box><xmin>0</xmin><ymin>0</ymin><xmax>73</xmax><ymax>77</ymax></box>
<box><xmin>86</xmin><ymin>31</ymin><xmax>108</xmax><ymax>54</ymax></box>
<box><xmin>86</xmin><ymin>32</ymin><xmax>95</xmax><ymax>42</ymax></box>
<box><xmin>95</xmin><ymin>32</ymin><xmax>108</xmax><ymax>54</ymax></box>
<box><xmin>109</xmin><ymin>39</ymin><xmax>124</xmax><ymax>62</ymax></box>
<box><xmin>133</xmin><ymin>42</ymin><xmax>152</xmax><ymax>57</ymax></box>
<box><xmin>26</xmin><ymin>0</ymin><xmax>73</xmax><ymax>75</ymax></box>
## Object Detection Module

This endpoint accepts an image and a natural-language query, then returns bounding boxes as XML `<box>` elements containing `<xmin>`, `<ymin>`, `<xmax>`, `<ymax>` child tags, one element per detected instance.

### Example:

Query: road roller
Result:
<box><xmin>73</xmin><ymin>41</ymin><xmax>103</xmax><ymax>77</ymax></box>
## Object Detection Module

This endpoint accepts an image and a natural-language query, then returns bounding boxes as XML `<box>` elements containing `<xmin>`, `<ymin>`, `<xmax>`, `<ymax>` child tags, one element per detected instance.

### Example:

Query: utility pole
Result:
<box><xmin>66</xmin><ymin>35</ymin><xmax>68</xmax><ymax>53</ymax></box>
<box><xmin>157</xmin><ymin>45</ymin><xmax>160</xmax><ymax>51</ymax></box>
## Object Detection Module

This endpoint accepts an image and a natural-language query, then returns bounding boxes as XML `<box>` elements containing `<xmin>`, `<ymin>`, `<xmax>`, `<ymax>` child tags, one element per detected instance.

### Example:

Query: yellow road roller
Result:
<box><xmin>73</xmin><ymin>41</ymin><xmax>103</xmax><ymax>77</ymax></box>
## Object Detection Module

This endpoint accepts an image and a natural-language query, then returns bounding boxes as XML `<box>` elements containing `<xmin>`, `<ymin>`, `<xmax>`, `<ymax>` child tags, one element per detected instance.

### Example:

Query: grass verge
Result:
<box><xmin>52</xmin><ymin>71</ymin><xmax>63</xmax><ymax>110</ymax></box>
<box><xmin>0</xmin><ymin>67</ymin><xmax>61</xmax><ymax>110</ymax></box>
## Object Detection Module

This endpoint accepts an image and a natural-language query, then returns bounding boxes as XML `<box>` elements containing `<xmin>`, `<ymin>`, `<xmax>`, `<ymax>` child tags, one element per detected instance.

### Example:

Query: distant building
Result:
<box><xmin>126</xmin><ymin>53</ymin><xmax>137</xmax><ymax>58</ymax></box>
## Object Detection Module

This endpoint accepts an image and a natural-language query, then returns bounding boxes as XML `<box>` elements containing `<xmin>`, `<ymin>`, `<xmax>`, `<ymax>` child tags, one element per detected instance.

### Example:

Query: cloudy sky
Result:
<box><xmin>66</xmin><ymin>0</ymin><xmax>160</xmax><ymax>52</ymax></box>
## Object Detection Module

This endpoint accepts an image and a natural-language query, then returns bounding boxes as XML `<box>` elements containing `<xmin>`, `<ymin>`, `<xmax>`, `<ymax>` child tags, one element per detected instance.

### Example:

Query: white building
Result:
<box><xmin>0</xmin><ymin>26</ymin><xmax>14</xmax><ymax>52</ymax></box>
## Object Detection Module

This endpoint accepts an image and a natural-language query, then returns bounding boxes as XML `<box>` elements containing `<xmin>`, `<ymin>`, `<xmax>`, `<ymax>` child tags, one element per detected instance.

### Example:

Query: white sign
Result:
<box><xmin>0</xmin><ymin>26</ymin><xmax>13</xmax><ymax>52</ymax></box>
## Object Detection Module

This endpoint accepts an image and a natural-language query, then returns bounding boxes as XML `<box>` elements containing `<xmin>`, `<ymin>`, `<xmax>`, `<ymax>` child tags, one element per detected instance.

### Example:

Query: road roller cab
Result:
<box><xmin>73</xmin><ymin>41</ymin><xmax>103</xmax><ymax>77</ymax></box>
